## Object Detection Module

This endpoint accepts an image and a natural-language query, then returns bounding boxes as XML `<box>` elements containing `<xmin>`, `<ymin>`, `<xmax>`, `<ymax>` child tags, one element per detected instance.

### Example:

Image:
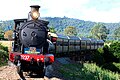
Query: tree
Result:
<box><xmin>0</xmin><ymin>30</ymin><xmax>4</xmax><ymax>40</ymax></box>
<box><xmin>114</xmin><ymin>27</ymin><xmax>120</xmax><ymax>40</ymax></box>
<box><xmin>109</xmin><ymin>41</ymin><xmax>120</xmax><ymax>62</ymax></box>
<box><xmin>4</xmin><ymin>30</ymin><xmax>13</xmax><ymax>40</ymax></box>
<box><xmin>91</xmin><ymin>23</ymin><xmax>109</xmax><ymax>41</ymax></box>
<box><xmin>64</xmin><ymin>26</ymin><xmax>77</xmax><ymax>36</ymax></box>
<box><xmin>49</xmin><ymin>26</ymin><xmax>56</xmax><ymax>33</ymax></box>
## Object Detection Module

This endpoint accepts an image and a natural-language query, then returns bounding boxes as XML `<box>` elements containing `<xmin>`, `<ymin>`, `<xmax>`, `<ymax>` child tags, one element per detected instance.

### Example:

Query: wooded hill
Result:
<box><xmin>42</xmin><ymin>17</ymin><xmax>120</xmax><ymax>38</ymax></box>
<box><xmin>1</xmin><ymin>17</ymin><xmax>120</xmax><ymax>39</ymax></box>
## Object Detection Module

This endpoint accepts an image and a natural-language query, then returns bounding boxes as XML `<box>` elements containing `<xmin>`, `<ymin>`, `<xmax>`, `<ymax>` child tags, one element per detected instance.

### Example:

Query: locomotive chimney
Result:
<box><xmin>28</xmin><ymin>5</ymin><xmax>40</xmax><ymax>20</ymax></box>
<box><xmin>30</xmin><ymin>5</ymin><xmax>40</xmax><ymax>12</ymax></box>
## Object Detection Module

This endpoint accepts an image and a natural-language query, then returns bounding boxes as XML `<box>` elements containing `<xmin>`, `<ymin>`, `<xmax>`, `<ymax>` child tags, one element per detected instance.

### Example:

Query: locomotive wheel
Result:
<box><xmin>17</xmin><ymin>65</ymin><xmax>24</xmax><ymax>79</ymax></box>
<box><xmin>41</xmin><ymin>69</ymin><xmax>45</xmax><ymax>78</ymax></box>
<box><xmin>17</xmin><ymin>65</ymin><xmax>21</xmax><ymax>74</ymax></box>
<box><xmin>16</xmin><ymin>63</ymin><xmax>26</xmax><ymax>80</ymax></box>
<box><xmin>37</xmin><ymin>68</ymin><xmax>45</xmax><ymax>78</ymax></box>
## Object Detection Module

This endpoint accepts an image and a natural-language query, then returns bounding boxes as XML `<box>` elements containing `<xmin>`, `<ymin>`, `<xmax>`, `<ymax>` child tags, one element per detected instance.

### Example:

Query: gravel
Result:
<box><xmin>0</xmin><ymin>58</ymin><xmax>70</xmax><ymax>80</ymax></box>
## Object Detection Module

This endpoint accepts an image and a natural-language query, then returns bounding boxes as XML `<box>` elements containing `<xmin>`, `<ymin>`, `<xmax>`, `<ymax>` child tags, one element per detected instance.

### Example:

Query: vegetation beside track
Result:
<box><xmin>59</xmin><ymin>63</ymin><xmax>120</xmax><ymax>80</ymax></box>
<box><xmin>58</xmin><ymin>41</ymin><xmax>120</xmax><ymax>80</ymax></box>
<box><xmin>92</xmin><ymin>41</ymin><xmax>120</xmax><ymax>73</ymax></box>
<box><xmin>0</xmin><ymin>43</ymin><xmax>8</xmax><ymax>66</ymax></box>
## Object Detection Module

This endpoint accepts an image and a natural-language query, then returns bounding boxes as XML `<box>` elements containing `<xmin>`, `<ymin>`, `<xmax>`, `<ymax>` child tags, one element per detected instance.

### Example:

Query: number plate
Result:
<box><xmin>24</xmin><ymin>47</ymin><xmax>40</xmax><ymax>54</ymax></box>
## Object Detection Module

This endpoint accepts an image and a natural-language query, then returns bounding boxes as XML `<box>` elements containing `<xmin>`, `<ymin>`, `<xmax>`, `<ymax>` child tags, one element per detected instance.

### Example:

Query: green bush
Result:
<box><xmin>90</xmin><ymin>41</ymin><xmax>120</xmax><ymax>74</ymax></box>
<box><xmin>0</xmin><ymin>43</ymin><xmax>8</xmax><ymax>66</ymax></box>
<box><xmin>59</xmin><ymin>63</ymin><xmax>120</xmax><ymax>80</ymax></box>
<box><xmin>92</xmin><ymin>48</ymin><xmax>105</xmax><ymax>65</ymax></box>
<box><xmin>102</xmin><ymin>62</ymin><xmax>120</xmax><ymax>73</ymax></box>
<box><xmin>103</xmin><ymin>45</ymin><xmax>118</xmax><ymax>63</ymax></box>
<box><xmin>0</xmin><ymin>43</ymin><xmax>8</xmax><ymax>52</ymax></box>
<box><xmin>97</xmin><ymin>47</ymin><xmax>104</xmax><ymax>54</ymax></box>
<box><xmin>109</xmin><ymin>41</ymin><xmax>120</xmax><ymax>62</ymax></box>
<box><xmin>92</xmin><ymin>51</ymin><xmax>105</xmax><ymax>65</ymax></box>
<box><xmin>0</xmin><ymin>49</ymin><xmax>8</xmax><ymax>66</ymax></box>
<box><xmin>84</xmin><ymin>63</ymin><xmax>120</xmax><ymax>80</ymax></box>
<box><xmin>113</xmin><ymin>63</ymin><xmax>120</xmax><ymax>72</ymax></box>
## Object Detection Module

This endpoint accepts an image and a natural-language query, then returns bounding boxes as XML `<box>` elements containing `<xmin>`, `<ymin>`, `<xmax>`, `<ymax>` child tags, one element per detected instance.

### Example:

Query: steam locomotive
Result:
<box><xmin>9</xmin><ymin>5</ymin><xmax>54</xmax><ymax>78</ymax></box>
<box><xmin>9</xmin><ymin>5</ymin><xmax>104</xmax><ymax>79</ymax></box>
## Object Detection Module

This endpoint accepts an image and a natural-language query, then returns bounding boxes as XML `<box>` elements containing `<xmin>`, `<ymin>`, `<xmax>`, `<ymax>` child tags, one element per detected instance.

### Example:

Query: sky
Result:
<box><xmin>0</xmin><ymin>0</ymin><xmax>120</xmax><ymax>23</ymax></box>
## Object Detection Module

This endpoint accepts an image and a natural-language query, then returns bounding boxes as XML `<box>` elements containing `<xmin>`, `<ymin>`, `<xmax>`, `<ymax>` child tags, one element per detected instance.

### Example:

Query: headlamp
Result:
<box><xmin>31</xmin><ymin>11</ymin><xmax>40</xmax><ymax>20</ymax></box>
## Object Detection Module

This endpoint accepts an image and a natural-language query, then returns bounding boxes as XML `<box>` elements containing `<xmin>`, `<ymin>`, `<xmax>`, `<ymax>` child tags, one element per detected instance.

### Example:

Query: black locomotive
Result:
<box><xmin>9</xmin><ymin>5</ymin><xmax>54</xmax><ymax>79</ymax></box>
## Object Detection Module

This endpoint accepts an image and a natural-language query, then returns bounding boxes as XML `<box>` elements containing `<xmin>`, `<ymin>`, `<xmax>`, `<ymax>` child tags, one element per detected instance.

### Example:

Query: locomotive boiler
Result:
<box><xmin>9</xmin><ymin>5</ymin><xmax>54</xmax><ymax>79</ymax></box>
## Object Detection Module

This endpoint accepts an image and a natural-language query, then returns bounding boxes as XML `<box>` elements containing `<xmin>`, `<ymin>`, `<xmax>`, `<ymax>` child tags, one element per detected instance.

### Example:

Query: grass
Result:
<box><xmin>59</xmin><ymin>63</ymin><xmax>120</xmax><ymax>80</ymax></box>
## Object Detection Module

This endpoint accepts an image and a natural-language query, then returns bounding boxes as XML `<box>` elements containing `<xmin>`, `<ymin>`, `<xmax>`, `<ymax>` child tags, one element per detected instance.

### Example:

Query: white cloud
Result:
<box><xmin>40</xmin><ymin>0</ymin><xmax>89</xmax><ymax>17</ymax></box>
<box><xmin>0</xmin><ymin>0</ymin><xmax>120</xmax><ymax>23</ymax></box>
<box><xmin>0</xmin><ymin>0</ymin><xmax>29</xmax><ymax>20</ymax></box>
<box><xmin>0</xmin><ymin>0</ymin><xmax>89</xmax><ymax>20</ymax></box>
<box><xmin>81</xmin><ymin>7</ymin><xmax>120</xmax><ymax>23</ymax></box>
<box><xmin>40</xmin><ymin>0</ymin><xmax>120</xmax><ymax>23</ymax></box>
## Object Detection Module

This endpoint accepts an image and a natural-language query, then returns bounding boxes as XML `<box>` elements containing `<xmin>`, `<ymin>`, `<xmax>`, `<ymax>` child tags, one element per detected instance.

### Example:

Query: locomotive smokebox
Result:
<box><xmin>19</xmin><ymin>5</ymin><xmax>49</xmax><ymax>48</ymax></box>
<box><xmin>19</xmin><ymin>20</ymin><xmax>49</xmax><ymax>48</ymax></box>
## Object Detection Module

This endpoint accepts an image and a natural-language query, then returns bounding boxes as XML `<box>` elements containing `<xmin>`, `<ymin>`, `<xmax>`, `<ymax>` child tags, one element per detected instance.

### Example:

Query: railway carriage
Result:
<box><xmin>49</xmin><ymin>32</ymin><xmax>104</xmax><ymax>57</ymax></box>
